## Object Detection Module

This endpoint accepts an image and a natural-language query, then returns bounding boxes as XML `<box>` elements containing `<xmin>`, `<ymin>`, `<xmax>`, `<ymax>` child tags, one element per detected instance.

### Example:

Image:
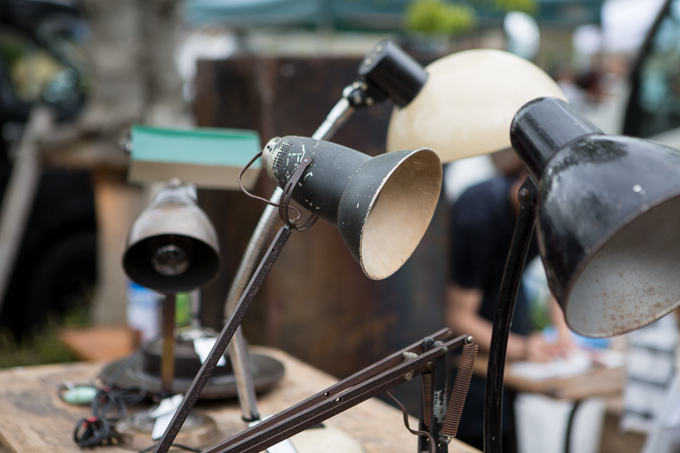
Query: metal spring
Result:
<box><xmin>441</xmin><ymin>343</ymin><xmax>478</xmax><ymax>439</ymax></box>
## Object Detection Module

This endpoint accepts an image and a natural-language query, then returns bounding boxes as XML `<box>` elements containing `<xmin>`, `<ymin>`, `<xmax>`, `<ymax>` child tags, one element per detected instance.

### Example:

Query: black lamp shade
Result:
<box><xmin>512</xmin><ymin>97</ymin><xmax>680</xmax><ymax>337</ymax></box>
<box><xmin>262</xmin><ymin>136</ymin><xmax>442</xmax><ymax>280</ymax></box>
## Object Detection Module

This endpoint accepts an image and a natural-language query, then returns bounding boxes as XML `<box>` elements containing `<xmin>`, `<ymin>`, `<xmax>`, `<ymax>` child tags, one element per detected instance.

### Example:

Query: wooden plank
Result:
<box><xmin>58</xmin><ymin>326</ymin><xmax>139</xmax><ymax>362</ymax></box>
<box><xmin>0</xmin><ymin>346</ymin><xmax>480</xmax><ymax>453</ymax></box>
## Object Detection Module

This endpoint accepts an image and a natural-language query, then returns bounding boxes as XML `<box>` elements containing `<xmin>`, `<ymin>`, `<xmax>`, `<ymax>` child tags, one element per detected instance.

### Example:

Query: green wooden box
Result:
<box><xmin>128</xmin><ymin>125</ymin><xmax>262</xmax><ymax>190</ymax></box>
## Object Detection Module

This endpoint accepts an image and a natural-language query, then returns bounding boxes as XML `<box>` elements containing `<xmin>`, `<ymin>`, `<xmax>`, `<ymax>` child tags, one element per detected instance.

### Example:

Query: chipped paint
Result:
<box><xmin>282</xmin><ymin>143</ymin><xmax>307</xmax><ymax>182</ymax></box>
<box><xmin>433</xmin><ymin>389</ymin><xmax>446</xmax><ymax>423</ymax></box>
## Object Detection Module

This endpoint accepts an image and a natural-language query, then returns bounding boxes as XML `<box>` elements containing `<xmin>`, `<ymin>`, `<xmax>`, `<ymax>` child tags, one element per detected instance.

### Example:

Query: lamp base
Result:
<box><xmin>99</xmin><ymin>349</ymin><xmax>284</xmax><ymax>400</ymax></box>
<box><xmin>115</xmin><ymin>409</ymin><xmax>221</xmax><ymax>450</ymax></box>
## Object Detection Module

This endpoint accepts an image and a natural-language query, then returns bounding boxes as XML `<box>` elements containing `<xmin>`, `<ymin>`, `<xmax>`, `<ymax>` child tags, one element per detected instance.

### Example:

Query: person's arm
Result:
<box><xmin>445</xmin><ymin>283</ymin><xmax>561</xmax><ymax>362</ymax></box>
<box><xmin>445</xmin><ymin>283</ymin><xmax>492</xmax><ymax>351</ymax></box>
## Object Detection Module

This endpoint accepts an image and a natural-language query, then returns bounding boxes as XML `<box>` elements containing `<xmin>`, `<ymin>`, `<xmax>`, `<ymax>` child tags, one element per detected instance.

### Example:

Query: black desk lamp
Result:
<box><xmin>118</xmin><ymin>180</ymin><xmax>224</xmax><ymax>447</ymax></box>
<box><xmin>511</xmin><ymin>96</ymin><xmax>680</xmax><ymax>338</ymax></box>
<box><xmin>152</xmin><ymin>137</ymin><xmax>443</xmax><ymax>452</ymax></box>
<box><xmin>219</xmin><ymin>37</ymin><xmax>429</xmax><ymax>423</ymax></box>
<box><xmin>384</xmin><ymin>45</ymin><xmax>680</xmax><ymax>452</ymax></box>
<box><xmin>485</xmin><ymin>96</ymin><xmax>680</xmax><ymax>453</ymax></box>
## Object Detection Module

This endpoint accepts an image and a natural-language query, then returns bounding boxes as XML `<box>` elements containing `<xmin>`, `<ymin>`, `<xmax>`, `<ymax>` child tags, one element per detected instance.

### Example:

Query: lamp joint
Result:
<box><xmin>518</xmin><ymin>176</ymin><xmax>538</xmax><ymax>209</ymax></box>
<box><xmin>343</xmin><ymin>79</ymin><xmax>386</xmax><ymax>109</ymax></box>
<box><xmin>402</xmin><ymin>351</ymin><xmax>418</xmax><ymax>361</ymax></box>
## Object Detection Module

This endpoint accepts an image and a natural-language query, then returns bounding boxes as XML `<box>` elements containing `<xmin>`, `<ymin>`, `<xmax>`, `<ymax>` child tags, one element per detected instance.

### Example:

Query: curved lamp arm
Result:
<box><xmin>484</xmin><ymin>177</ymin><xmax>537</xmax><ymax>453</ymax></box>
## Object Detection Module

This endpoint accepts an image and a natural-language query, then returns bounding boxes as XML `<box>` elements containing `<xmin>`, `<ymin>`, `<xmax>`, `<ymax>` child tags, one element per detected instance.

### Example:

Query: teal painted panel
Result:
<box><xmin>131</xmin><ymin>125</ymin><xmax>261</xmax><ymax>168</ymax></box>
<box><xmin>184</xmin><ymin>0</ymin><xmax>324</xmax><ymax>27</ymax></box>
<box><xmin>185</xmin><ymin>0</ymin><xmax>603</xmax><ymax>29</ymax></box>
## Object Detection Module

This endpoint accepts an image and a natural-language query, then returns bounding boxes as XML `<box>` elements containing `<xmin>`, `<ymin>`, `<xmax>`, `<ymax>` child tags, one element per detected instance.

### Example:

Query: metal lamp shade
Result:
<box><xmin>262</xmin><ymin>136</ymin><xmax>442</xmax><ymax>280</ymax></box>
<box><xmin>511</xmin><ymin>97</ymin><xmax>680</xmax><ymax>337</ymax></box>
<box><xmin>123</xmin><ymin>182</ymin><xmax>221</xmax><ymax>294</ymax></box>
<box><xmin>386</xmin><ymin>49</ymin><xmax>566</xmax><ymax>162</ymax></box>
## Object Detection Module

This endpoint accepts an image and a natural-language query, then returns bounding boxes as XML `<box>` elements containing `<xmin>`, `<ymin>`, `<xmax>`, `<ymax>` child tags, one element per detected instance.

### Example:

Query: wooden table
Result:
<box><xmin>0</xmin><ymin>346</ymin><xmax>479</xmax><ymax>453</ymax></box>
<box><xmin>58</xmin><ymin>326</ymin><xmax>140</xmax><ymax>362</ymax></box>
<box><xmin>474</xmin><ymin>354</ymin><xmax>625</xmax><ymax>401</ymax></box>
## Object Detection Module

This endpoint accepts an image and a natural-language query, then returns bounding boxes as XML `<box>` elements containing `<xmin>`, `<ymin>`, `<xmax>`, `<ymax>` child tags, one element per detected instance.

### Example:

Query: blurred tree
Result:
<box><xmin>405</xmin><ymin>0</ymin><xmax>477</xmax><ymax>36</ymax></box>
<box><xmin>404</xmin><ymin>0</ymin><xmax>538</xmax><ymax>37</ymax></box>
<box><xmin>486</xmin><ymin>0</ymin><xmax>538</xmax><ymax>14</ymax></box>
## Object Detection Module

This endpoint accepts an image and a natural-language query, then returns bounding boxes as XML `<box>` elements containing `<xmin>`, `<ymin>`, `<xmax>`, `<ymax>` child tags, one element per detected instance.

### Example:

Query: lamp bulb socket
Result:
<box><xmin>262</xmin><ymin>137</ymin><xmax>285</xmax><ymax>185</ymax></box>
<box><xmin>152</xmin><ymin>245</ymin><xmax>189</xmax><ymax>276</ymax></box>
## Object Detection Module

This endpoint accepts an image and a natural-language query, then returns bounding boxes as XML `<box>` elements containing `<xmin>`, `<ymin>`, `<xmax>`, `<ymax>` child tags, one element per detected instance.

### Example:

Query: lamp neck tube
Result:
<box><xmin>510</xmin><ymin>97</ymin><xmax>602</xmax><ymax>181</ymax></box>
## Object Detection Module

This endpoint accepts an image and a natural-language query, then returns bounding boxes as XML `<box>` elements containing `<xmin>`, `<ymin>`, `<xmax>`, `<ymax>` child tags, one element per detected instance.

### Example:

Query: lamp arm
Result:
<box><xmin>483</xmin><ymin>177</ymin><xmax>537</xmax><ymax>453</ymax></box>
<box><xmin>221</xmin><ymin>89</ymin><xmax>356</xmax><ymax>421</ymax></box>
<box><xmin>153</xmin><ymin>225</ymin><xmax>293</xmax><ymax>453</ymax></box>
<box><xmin>223</xmin><ymin>197</ymin><xmax>280</xmax><ymax>421</ymax></box>
<box><xmin>313</xmin><ymin>95</ymin><xmax>355</xmax><ymax>142</ymax></box>
<box><xmin>201</xmin><ymin>331</ymin><xmax>469</xmax><ymax>453</ymax></box>
<box><xmin>160</xmin><ymin>294</ymin><xmax>177</xmax><ymax>396</ymax></box>
<box><xmin>313</xmin><ymin>76</ymin><xmax>390</xmax><ymax>142</ymax></box>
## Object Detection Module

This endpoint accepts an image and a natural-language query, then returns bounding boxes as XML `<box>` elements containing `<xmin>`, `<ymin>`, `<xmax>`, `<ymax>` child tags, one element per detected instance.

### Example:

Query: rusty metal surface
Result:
<box><xmin>160</xmin><ymin>294</ymin><xmax>177</xmax><ymax>395</ymax></box>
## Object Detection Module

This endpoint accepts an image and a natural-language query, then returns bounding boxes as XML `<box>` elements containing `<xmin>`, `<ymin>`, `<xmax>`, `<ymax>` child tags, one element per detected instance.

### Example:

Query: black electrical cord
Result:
<box><xmin>73</xmin><ymin>414</ymin><xmax>114</xmax><ymax>447</ymax></box>
<box><xmin>385</xmin><ymin>390</ymin><xmax>436</xmax><ymax>453</ymax></box>
<box><xmin>70</xmin><ymin>335</ymin><xmax>158</xmax><ymax>448</ymax></box>
<box><xmin>72</xmin><ymin>382</ymin><xmax>146</xmax><ymax>447</ymax></box>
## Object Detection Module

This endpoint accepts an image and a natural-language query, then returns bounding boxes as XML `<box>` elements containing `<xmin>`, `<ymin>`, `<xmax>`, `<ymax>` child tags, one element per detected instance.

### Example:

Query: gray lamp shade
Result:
<box><xmin>511</xmin><ymin>97</ymin><xmax>680</xmax><ymax>337</ymax></box>
<box><xmin>123</xmin><ymin>181</ymin><xmax>221</xmax><ymax>294</ymax></box>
